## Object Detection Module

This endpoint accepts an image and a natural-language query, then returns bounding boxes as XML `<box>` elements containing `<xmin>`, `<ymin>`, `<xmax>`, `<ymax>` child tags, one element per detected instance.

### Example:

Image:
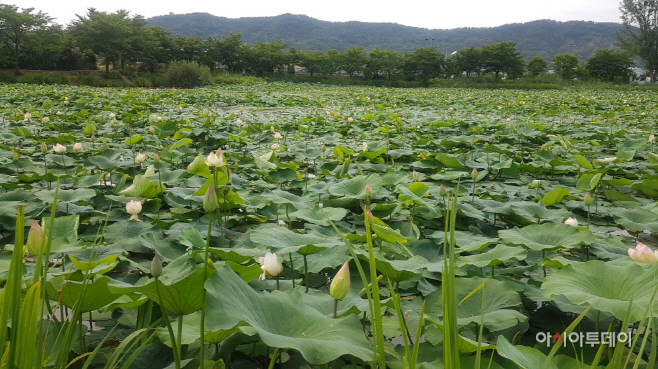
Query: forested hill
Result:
<box><xmin>147</xmin><ymin>13</ymin><xmax>623</xmax><ymax>61</ymax></box>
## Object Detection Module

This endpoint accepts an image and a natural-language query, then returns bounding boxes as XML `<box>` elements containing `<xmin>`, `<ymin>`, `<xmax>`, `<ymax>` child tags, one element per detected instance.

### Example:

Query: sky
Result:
<box><xmin>17</xmin><ymin>0</ymin><xmax>622</xmax><ymax>29</ymax></box>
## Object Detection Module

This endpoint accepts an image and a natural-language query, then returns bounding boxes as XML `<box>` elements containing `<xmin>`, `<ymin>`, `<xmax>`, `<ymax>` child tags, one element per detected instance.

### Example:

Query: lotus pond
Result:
<box><xmin>0</xmin><ymin>82</ymin><xmax>657</xmax><ymax>369</ymax></box>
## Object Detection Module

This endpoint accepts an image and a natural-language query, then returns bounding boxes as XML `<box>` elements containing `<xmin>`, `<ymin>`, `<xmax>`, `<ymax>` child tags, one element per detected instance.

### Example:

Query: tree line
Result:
<box><xmin>0</xmin><ymin>3</ymin><xmax>651</xmax><ymax>83</ymax></box>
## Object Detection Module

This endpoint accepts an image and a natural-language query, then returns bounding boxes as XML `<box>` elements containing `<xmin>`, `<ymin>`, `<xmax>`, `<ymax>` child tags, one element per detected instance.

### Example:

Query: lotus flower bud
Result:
<box><xmin>203</xmin><ymin>185</ymin><xmax>219</xmax><ymax>213</ymax></box>
<box><xmin>564</xmin><ymin>217</ymin><xmax>578</xmax><ymax>227</ymax></box>
<box><xmin>348</xmin><ymin>117</ymin><xmax>354</xmax><ymax>122</ymax></box>
<box><xmin>153</xmin><ymin>153</ymin><xmax>160</xmax><ymax>163</ymax></box>
<box><xmin>24</xmin><ymin>112</ymin><xmax>31</xmax><ymax>121</ymax></box>
<box><xmin>628</xmin><ymin>242</ymin><xmax>658</xmax><ymax>263</ymax></box>
<box><xmin>73</xmin><ymin>142</ymin><xmax>82</xmax><ymax>152</ymax></box>
<box><xmin>362</xmin><ymin>142</ymin><xmax>368</xmax><ymax>152</ymax></box>
<box><xmin>53</xmin><ymin>143</ymin><xmax>66</xmax><ymax>154</ymax></box>
<box><xmin>484</xmin><ymin>142</ymin><xmax>489</xmax><ymax>148</ymax></box>
<box><xmin>584</xmin><ymin>192</ymin><xmax>593</xmax><ymax>206</ymax></box>
<box><xmin>109</xmin><ymin>112</ymin><xmax>116</xmax><ymax>119</ymax></box>
<box><xmin>56</xmin><ymin>111</ymin><xmax>63</xmax><ymax>116</ymax></box>
<box><xmin>40</xmin><ymin>142</ymin><xmax>47</xmax><ymax>153</ymax></box>
<box><xmin>26</xmin><ymin>220</ymin><xmax>47</xmax><ymax>256</ymax></box>
<box><xmin>365</xmin><ymin>183</ymin><xmax>373</xmax><ymax>197</ymax></box>
<box><xmin>236</xmin><ymin>118</ymin><xmax>243</xmax><ymax>126</ymax></box>
<box><xmin>365</xmin><ymin>209</ymin><xmax>373</xmax><ymax>225</ymax></box>
<box><xmin>491</xmin><ymin>134</ymin><xmax>495</xmax><ymax>140</ymax></box>
<box><xmin>321</xmin><ymin>143</ymin><xmax>326</xmax><ymax>152</ymax></box>
<box><xmin>650</xmin><ymin>134</ymin><xmax>655</xmax><ymax>143</ymax></box>
<box><xmin>412</xmin><ymin>170</ymin><xmax>419</xmax><ymax>182</ymax></box>
<box><xmin>471</xmin><ymin>168</ymin><xmax>478</xmax><ymax>180</ymax></box>
<box><xmin>12</xmin><ymin>151</ymin><xmax>18</xmax><ymax>161</ymax></box>
<box><xmin>274</xmin><ymin>132</ymin><xmax>283</xmax><ymax>140</ymax></box>
<box><xmin>126</xmin><ymin>200</ymin><xmax>142</xmax><ymax>221</ymax></box>
<box><xmin>135</xmin><ymin>153</ymin><xmax>146</xmax><ymax>163</ymax></box>
<box><xmin>258</xmin><ymin>252</ymin><xmax>283</xmax><ymax>280</ymax></box>
<box><xmin>330</xmin><ymin>261</ymin><xmax>351</xmax><ymax>300</ymax></box>
<box><xmin>530</xmin><ymin>179</ymin><xmax>541</xmax><ymax>188</ymax></box>
<box><xmin>149</xmin><ymin>125</ymin><xmax>155</xmax><ymax>133</ymax></box>
<box><xmin>41</xmin><ymin>117</ymin><xmax>50</xmax><ymax>124</ymax></box>
<box><xmin>439</xmin><ymin>184</ymin><xmax>447</xmax><ymax>196</ymax></box>
<box><xmin>150</xmin><ymin>253</ymin><xmax>163</xmax><ymax>278</ymax></box>
<box><xmin>271</xmin><ymin>143</ymin><xmax>280</xmax><ymax>151</ymax></box>
<box><xmin>270</xmin><ymin>125</ymin><xmax>275</xmax><ymax>133</ymax></box>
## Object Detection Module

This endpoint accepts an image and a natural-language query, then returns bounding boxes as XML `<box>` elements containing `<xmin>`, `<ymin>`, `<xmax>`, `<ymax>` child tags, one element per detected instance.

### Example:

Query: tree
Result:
<box><xmin>586</xmin><ymin>48</ymin><xmax>634</xmax><ymax>81</ymax></box>
<box><xmin>366</xmin><ymin>48</ymin><xmax>401</xmax><ymax>79</ymax></box>
<box><xmin>526</xmin><ymin>56</ymin><xmax>548</xmax><ymax>76</ymax></box>
<box><xmin>480</xmin><ymin>41</ymin><xmax>525</xmax><ymax>78</ymax></box>
<box><xmin>452</xmin><ymin>46</ymin><xmax>483</xmax><ymax>77</ymax></box>
<box><xmin>618</xmin><ymin>0</ymin><xmax>658</xmax><ymax>82</ymax></box>
<box><xmin>298</xmin><ymin>50</ymin><xmax>326</xmax><ymax>76</ymax></box>
<box><xmin>70</xmin><ymin>9</ymin><xmax>139</xmax><ymax>72</ymax></box>
<box><xmin>552</xmin><ymin>53</ymin><xmax>579</xmax><ymax>79</ymax></box>
<box><xmin>0</xmin><ymin>4</ymin><xmax>51</xmax><ymax>73</ymax></box>
<box><xmin>213</xmin><ymin>33</ymin><xmax>245</xmax><ymax>73</ymax></box>
<box><xmin>243</xmin><ymin>41</ymin><xmax>287</xmax><ymax>75</ymax></box>
<box><xmin>402</xmin><ymin>47</ymin><xmax>444</xmax><ymax>82</ymax></box>
<box><xmin>338</xmin><ymin>46</ymin><xmax>367</xmax><ymax>77</ymax></box>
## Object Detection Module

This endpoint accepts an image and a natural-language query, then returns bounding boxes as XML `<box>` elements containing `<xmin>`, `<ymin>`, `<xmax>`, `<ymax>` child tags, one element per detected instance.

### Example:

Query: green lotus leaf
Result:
<box><xmin>496</xmin><ymin>335</ymin><xmax>558</xmax><ymax>369</ymax></box>
<box><xmin>204</xmin><ymin>265</ymin><xmax>373</xmax><ymax>364</ymax></box>
<box><xmin>140</xmin><ymin>266</ymin><xmax>209</xmax><ymax>315</ymax></box>
<box><xmin>457</xmin><ymin>244</ymin><xmax>527</xmax><ymax>268</ymax></box>
<box><xmin>612</xmin><ymin>207</ymin><xmax>658</xmax><ymax>232</ymax></box>
<box><xmin>426</xmin><ymin>277</ymin><xmax>527</xmax><ymax>331</ymax></box>
<box><xmin>542</xmin><ymin>259</ymin><xmax>658</xmax><ymax>322</ymax></box>
<box><xmin>250</xmin><ymin>226</ymin><xmax>341</xmax><ymax>255</ymax></box>
<box><xmin>499</xmin><ymin>223</ymin><xmax>595</xmax><ymax>251</ymax></box>
<box><xmin>291</xmin><ymin>205</ymin><xmax>348</xmax><ymax>226</ymax></box>
<box><xmin>541</xmin><ymin>187</ymin><xmax>570</xmax><ymax>206</ymax></box>
<box><xmin>328</xmin><ymin>174</ymin><xmax>383</xmax><ymax>199</ymax></box>
<box><xmin>47</xmin><ymin>275</ymin><xmax>123</xmax><ymax>313</ymax></box>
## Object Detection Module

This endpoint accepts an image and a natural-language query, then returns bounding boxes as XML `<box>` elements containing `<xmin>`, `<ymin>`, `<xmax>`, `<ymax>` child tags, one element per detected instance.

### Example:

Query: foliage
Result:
<box><xmin>552</xmin><ymin>53</ymin><xmax>579</xmax><ymax>79</ymax></box>
<box><xmin>0</xmin><ymin>4</ymin><xmax>52</xmax><ymax>72</ymax></box>
<box><xmin>618</xmin><ymin>0</ymin><xmax>658</xmax><ymax>81</ymax></box>
<box><xmin>1</xmin><ymin>80</ymin><xmax>658</xmax><ymax>369</ymax></box>
<box><xmin>480</xmin><ymin>41</ymin><xmax>525</xmax><ymax>79</ymax></box>
<box><xmin>586</xmin><ymin>48</ymin><xmax>634</xmax><ymax>81</ymax></box>
<box><xmin>526</xmin><ymin>56</ymin><xmax>548</xmax><ymax>76</ymax></box>
<box><xmin>402</xmin><ymin>47</ymin><xmax>445</xmax><ymax>81</ymax></box>
<box><xmin>164</xmin><ymin>60</ymin><xmax>212</xmax><ymax>87</ymax></box>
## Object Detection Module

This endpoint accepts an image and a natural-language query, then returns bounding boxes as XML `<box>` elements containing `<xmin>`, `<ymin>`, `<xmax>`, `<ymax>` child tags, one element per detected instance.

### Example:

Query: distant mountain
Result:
<box><xmin>147</xmin><ymin>13</ymin><xmax>624</xmax><ymax>61</ymax></box>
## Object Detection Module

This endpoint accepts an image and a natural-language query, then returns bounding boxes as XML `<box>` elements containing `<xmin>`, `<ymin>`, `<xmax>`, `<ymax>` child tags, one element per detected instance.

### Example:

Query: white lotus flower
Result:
<box><xmin>53</xmin><ymin>143</ymin><xmax>66</xmax><ymax>154</ymax></box>
<box><xmin>126</xmin><ymin>200</ymin><xmax>142</xmax><ymax>221</ymax></box>
<box><xmin>628</xmin><ymin>242</ymin><xmax>658</xmax><ymax>263</ymax></box>
<box><xmin>73</xmin><ymin>142</ymin><xmax>82</xmax><ymax>152</ymax></box>
<box><xmin>135</xmin><ymin>153</ymin><xmax>146</xmax><ymax>163</ymax></box>
<box><xmin>564</xmin><ymin>217</ymin><xmax>578</xmax><ymax>227</ymax></box>
<box><xmin>258</xmin><ymin>252</ymin><xmax>283</xmax><ymax>280</ymax></box>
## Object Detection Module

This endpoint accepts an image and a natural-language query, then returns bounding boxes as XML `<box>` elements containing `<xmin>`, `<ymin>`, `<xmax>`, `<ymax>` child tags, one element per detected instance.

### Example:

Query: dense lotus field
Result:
<box><xmin>0</xmin><ymin>82</ymin><xmax>657</xmax><ymax>369</ymax></box>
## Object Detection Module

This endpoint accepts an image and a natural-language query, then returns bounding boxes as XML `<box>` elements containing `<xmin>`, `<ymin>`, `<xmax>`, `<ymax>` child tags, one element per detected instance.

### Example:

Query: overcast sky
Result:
<box><xmin>18</xmin><ymin>0</ymin><xmax>622</xmax><ymax>29</ymax></box>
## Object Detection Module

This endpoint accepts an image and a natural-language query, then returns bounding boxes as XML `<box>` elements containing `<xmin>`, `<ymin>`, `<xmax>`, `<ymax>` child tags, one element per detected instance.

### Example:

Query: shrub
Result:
<box><xmin>16</xmin><ymin>73</ymin><xmax>70</xmax><ymax>85</ymax></box>
<box><xmin>164</xmin><ymin>61</ymin><xmax>212</xmax><ymax>88</ymax></box>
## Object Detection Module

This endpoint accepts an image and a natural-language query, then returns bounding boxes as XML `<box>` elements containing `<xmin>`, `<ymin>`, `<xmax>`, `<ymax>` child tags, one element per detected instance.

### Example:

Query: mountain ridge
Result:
<box><xmin>147</xmin><ymin>13</ymin><xmax>624</xmax><ymax>61</ymax></box>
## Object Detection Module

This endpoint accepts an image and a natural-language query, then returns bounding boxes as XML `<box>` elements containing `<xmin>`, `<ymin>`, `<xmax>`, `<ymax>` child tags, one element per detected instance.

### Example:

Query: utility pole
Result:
<box><xmin>425</xmin><ymin>38</ymin><xmax>435</xmax><ymax>48</ymax></box>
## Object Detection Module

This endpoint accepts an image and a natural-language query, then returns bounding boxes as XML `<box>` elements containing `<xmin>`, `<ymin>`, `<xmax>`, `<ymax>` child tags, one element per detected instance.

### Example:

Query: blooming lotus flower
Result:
<box><xmin>271</xmin><ymin>143</ymin><xmax>280</xmax><ymax>151</ymax></box>
<box><xmin>628</xmin><ymin>242</ymin><xmax>658</xmax><ymax>263</ymax></box>
<box><xmin>73</xmin><ymin>142</ymin><xmax>82</xmax><ymax>152</ymax></box>
<box><xmin>24</xmin><ymin>112</ymin><xmax>31</xmax><ymax>121</ymax></box>
<box><xmin>53</xmin><ymin>143</ymin><xmax>66</xmax><ymax>154</ymax></box>
<box><xmin>26</xmin><ymin>220</ymin><xmax>47</xmax><ymax>256</ymax></box>
<box><xmin>330</xmin><ymin>261</ymin><xmax>350</xmax><ymax>300</ymax></box>
<box><xmin>109</xmin><ymin>112</ymin><xmax>116</xmax><ymax>119</ymax></box>
<box><xmin>348</xmin><ymin>117</ymin><xmax>354</xmax><ymax>122</ymax></box>
<box><xmin>135</xmin><ymin>153</ymin><xmax>146</xmax><ymax>163</ymax></box>
<box><xmin>126</xmin><ymin>200</ymin><xmax>142</xmax><ymax>221</ymax></box>
<box><xmin>274</xmin><ymin>132</ymin><xmax>283</xmax><ymax>140</ymax></box>
<box><xmin>56</xmin><ymin>111</ymin><xmax>63</xmax><ymax>116</ymax></box>
<box><xmin>236</xmin><ymin>118</ymin><xmax>243</xmax><ymax>126</ymax></box>
<box><xmin>564</xmin><ymin>217</ymin><xmax>578</xmax><ymax>227</ymax></box>
<box><xmin>205</xmin><ymin>152</ymin><xmax>223</xmax><ymax>167</ymax></box>
<box><xmin>258</xmin><ymin>252</ymin><xmax>283</xmax><ymax>280</ymax></box>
